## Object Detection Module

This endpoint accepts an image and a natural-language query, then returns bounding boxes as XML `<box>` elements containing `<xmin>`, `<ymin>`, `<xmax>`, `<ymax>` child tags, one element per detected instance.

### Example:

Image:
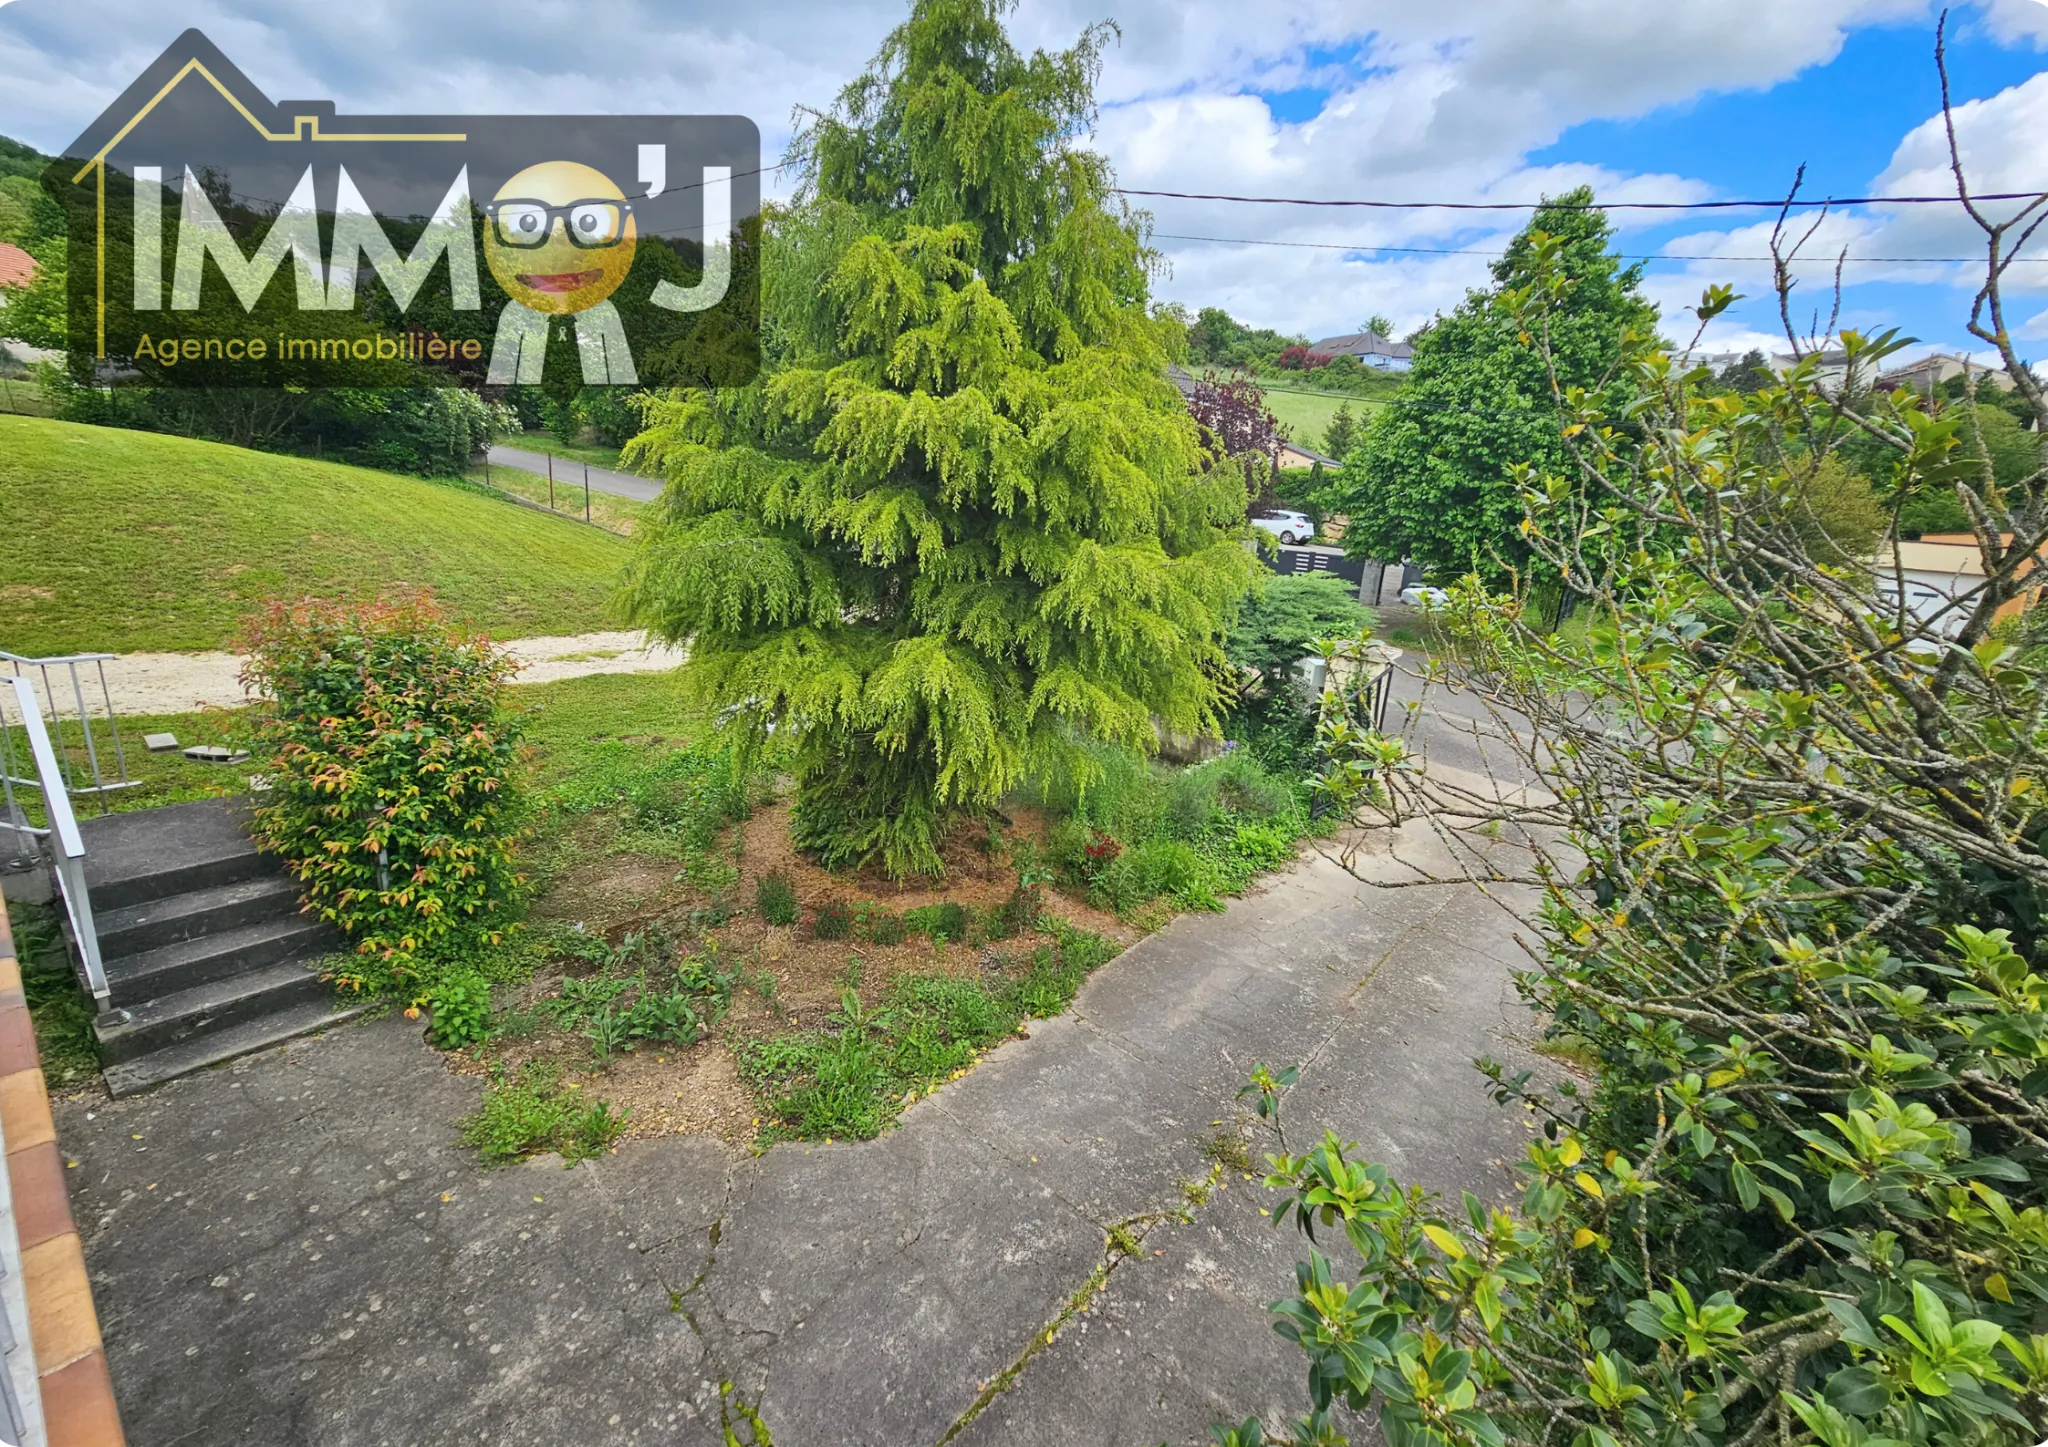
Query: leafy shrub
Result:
<box><xmin>756</xmin><ymin>872</ymin><xmax>799</xmax><ymax>926</ymax></box>
<box><xmin>1233</xmin><ymin>234</ymin><xmax>2048</xmax><ymax>1447</ymax></box>
<box><xmin>1094</xmin><ymin>838</ymin><xmax>1223</xmax><ymax>913</ymax></box>
<box><xmin>1225</xmin><ymin>574</ymin><xmax>1374</xmax><ymax>684</ymax></box>
<box><xmin>811</xmin><ymin>898</ymin><xmax>853</xmax><ymax>940</ymax></box>
<box><xmin>459</xmin><ymin>1062</ymin><xmax>628</xmax><ymax>1165</ymax></box>
<box><xmin>583</xmin><ymin>1005</ymin><xmax>633</xmax><ymax>1062</ymax></box>
<box><xmin>904</xmin><ymin>902</ymin><xmax>970</xmax><ymax>942</ymax></box>
<box><xmin>1043</xmin><ymin>816</ymin><xmax>1094</xmax><ymax>880</ymax></box>
<box><xmin>1226</xmin><ymin>820</ymin><xmax>1296</xmax><ymax>873</ymax></box>
<box><xmin>1210</xmin><ymin>752</ymin><xmax>1295</xmax><ymax>819</ymax></box>
<box><xmin>240</xmin><ymin>594</ymin><xmax>522</xmax><ymax>981</ymax></box>
<box><xmin>1081</xmin><ymin>832</ymin><xmax>1122</xmax><ymax>878</ymax></box>
<box><xmin>420</xmin><ymin>973</ymin><xmax>492</xmax><ymax>1049</ymax></box>
<box><xmin>625</xmin><ymin>989</ymin><xmax>702</xmax><ymax>1046</ymax></box>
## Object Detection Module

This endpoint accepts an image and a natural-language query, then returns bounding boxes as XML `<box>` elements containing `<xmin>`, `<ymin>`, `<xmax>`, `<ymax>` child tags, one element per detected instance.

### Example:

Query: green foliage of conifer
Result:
<box><xmin>622</xmin><ymin>0</ymin><xmax>1259</xmax><ymax>876</ymax></box>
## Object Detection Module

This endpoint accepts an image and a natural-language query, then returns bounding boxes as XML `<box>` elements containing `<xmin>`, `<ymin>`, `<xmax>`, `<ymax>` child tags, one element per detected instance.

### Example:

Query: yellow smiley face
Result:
<box><xmin>484</xmin><ymin>161</ymin><xmax>638</xmax><ymax>315</ymax></box>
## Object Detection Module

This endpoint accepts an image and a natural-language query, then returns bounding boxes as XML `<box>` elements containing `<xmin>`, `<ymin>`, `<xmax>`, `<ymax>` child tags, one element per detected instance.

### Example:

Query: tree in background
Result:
<box><xmin>622</xmin><ymin>0</ymin><xmax>1259</xmax><ymax>876</ymax></box>
<box><xmin>1361</xmin><ymin>313</ymin><xmax>1395</xmax><ymax>340</ymax></box>
<box><xmin>1841</xmin><ymin>375</ymin><xmax>2043</xmax><ymax>537</ymax></box>
<box><xmin>1715</xmin><ymin>347</ymin><xmax>1777</xmax><ymax>394</ymax></box>
<box><xmin>1786</xmin><ymin>451</ymin><xmax>1886</xmax><ymax>568</ymax></box>
<box><xmin>1188</xmin><ymin>370</ymin><xmax>1284</xmax><ymax>461</ymax></box>
<box><xmin>1225</xmin><ymin>573</ymin><xmax>1372</xmax><ymax>687</ymax></box>
<box><xmin>1322</xmin><ymin>402</ymin><xmax>1360</xmax><ymax>461</ymax></box>
<box><xmin>1187</xmin><ymin>305</ymin><xmax>1305</xmax><ymax>370</ymax></box>
<box><xmin>1328</xmin><ymin>187</ymin><xmax>1658</xmax><ymax>581</ymax></box>
<box><xmin>0</xmin><ymin>137</ymin><xmax>66</xmax><ymax>351</ymax></box>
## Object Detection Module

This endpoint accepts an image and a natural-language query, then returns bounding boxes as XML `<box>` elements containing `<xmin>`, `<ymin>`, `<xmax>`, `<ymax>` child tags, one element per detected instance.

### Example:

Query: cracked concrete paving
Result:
<box><xmin>54</xmin><ymin>847</ymin><xmax>1546</xmax><ymax>1447</ymax></box>
<box><xmin>53</xmin><ymin>675</ymin><xmax>1553</xmax><ymax>1446</ymax></box>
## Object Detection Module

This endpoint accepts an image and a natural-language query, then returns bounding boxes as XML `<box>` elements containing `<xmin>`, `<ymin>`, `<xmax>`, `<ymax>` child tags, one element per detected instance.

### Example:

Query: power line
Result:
<box><xmin>1149</xmin><ymin>231</ymin><xmax>2045</xmax><ymax>265</ymax></box>
<box><xmin>1117</xmin><ymin>186</ymin><xmax>2048</xmax><ymax>211</ymax></box>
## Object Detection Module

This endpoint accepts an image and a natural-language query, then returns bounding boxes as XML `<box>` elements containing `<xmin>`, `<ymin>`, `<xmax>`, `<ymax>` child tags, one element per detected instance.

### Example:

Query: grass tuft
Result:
<box><xmin>740</xmin><ymin>922</ymin><xmax>1120</xmax><ymax>1143</ymax></box>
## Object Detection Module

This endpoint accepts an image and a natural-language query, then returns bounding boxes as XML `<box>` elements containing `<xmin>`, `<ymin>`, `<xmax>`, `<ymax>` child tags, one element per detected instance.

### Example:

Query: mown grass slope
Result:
<box><xmin>0</xmin><ymin>416</ymin><xmax>634</xmax><ymax>654</ymax></box>
<box><xmin>1261</xmin><ymin>387</ymin><xmax>1383</xmax><ymax>453</ymax></box>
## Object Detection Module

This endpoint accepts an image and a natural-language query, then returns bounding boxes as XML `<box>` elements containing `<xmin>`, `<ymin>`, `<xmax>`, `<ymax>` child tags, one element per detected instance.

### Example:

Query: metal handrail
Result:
<box><xmin>6</xmin><ymin>678</ymin><xmax>108</xmax><ymax>1006</ymax></box>
<box><xmin>1</xmin><ymin>650</ymin><xmax>138</xmax><ymax>872</ymax></box>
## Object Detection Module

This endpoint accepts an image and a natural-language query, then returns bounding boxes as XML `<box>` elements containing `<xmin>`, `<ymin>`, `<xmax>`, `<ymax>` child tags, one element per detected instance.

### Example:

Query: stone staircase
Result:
<box><xmin>75</xmin><ymin>799</ymin><xmax>363</xmax><ymax>1096</ymax></box>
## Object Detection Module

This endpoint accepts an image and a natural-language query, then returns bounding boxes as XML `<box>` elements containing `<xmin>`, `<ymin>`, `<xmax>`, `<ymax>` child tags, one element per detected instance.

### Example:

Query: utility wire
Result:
<box><xmin>1116</xmin><ymin>187</ymin><xmax>2048</xmax><ymax>210</ymax></box>
<box><xmin>1149</xmin><ymin>232</ymin><xmax>2045</xmax><ymax>265</ymax></box>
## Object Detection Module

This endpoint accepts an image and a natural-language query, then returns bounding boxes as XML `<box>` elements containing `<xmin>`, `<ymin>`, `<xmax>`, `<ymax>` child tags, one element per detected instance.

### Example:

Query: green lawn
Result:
<box><xmin>1262</xmin><ymin>388</ymin><xmax>1382</xmax><ymax>453</ymax></box>
<box><xmin>9</xmin><ymin>670</ymin><xmax>695</xmax><ymax>828</ymax></box>
<box><xmin>0</xmin><ymin>416</ymin><xmax>635</xmax><ymax>655</ymax></box>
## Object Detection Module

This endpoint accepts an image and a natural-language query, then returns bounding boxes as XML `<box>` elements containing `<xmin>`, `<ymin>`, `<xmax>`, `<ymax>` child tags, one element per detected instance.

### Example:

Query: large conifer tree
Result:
<box><xmin>621</xmin><ymin>0</ymin><xmax>1258</xmax><ymax>876</ymax></box>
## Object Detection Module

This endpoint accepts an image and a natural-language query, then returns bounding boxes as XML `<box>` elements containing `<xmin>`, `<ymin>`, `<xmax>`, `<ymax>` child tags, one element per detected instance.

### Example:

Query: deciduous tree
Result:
<box><xmin>1328</xmin><ymin>188</ymin><xmax>1658</xmax><ymax>581</ymax></box>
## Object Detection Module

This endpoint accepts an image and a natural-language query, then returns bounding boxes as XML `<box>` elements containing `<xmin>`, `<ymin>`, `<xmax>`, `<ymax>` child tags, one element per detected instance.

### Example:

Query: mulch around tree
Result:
<box><xmin>444</xmin><ymin>797</ymin><xmax>1140</xmax><ymax>1150</ymax></box>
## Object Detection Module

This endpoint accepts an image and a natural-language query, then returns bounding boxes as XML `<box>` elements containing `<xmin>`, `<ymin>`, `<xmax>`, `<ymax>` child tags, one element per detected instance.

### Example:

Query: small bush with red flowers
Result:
<box><xmin>239</xmin><ymin>592</ymin><xmax>524</xmax><ymax>991</ymax></box>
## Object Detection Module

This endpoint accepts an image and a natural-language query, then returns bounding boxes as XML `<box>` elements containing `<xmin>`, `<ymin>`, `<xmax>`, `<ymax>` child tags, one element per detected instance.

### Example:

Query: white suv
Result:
<box><xmin>1251</xmin><ymin>510</ymin><xmax>1315</xmax><ymax>546</ymax></box>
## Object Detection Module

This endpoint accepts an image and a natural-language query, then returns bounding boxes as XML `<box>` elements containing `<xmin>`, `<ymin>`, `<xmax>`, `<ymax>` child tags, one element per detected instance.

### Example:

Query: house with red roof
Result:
<box><xmin>0</xmin><ymin>242</ymin><xmax>39</xmax><ymax>297</ymax></box>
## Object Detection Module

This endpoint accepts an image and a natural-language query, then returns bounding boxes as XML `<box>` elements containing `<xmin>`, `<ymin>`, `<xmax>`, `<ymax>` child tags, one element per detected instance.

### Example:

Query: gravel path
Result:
<box><xmin>34</xmin><ymin>630</ymin><xmax>685</xmax><ymax>716</ymax></box>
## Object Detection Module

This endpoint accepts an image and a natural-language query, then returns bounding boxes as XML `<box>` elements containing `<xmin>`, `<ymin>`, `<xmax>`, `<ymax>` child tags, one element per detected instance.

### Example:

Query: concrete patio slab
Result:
<box><xmin>56</xmin><ymin>837</ymin><xmax>1555</xmax><ymax>1447</ymax></box>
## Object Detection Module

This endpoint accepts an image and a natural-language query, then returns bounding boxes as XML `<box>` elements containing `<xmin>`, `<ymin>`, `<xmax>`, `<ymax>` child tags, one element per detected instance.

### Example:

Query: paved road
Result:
<box><xmin>55</xmin><ymin>674</ymin><xmax>1555</xmax><ymax>1446</ymax></box>
<box><xmin>488</xmin><ymin>445</ymin><xmax>664</xmax><ymax>503</ymax></box>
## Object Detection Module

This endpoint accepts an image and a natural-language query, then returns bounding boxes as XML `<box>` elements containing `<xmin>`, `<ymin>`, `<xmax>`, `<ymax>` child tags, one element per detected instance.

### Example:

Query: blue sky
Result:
<box><xmin>1525</xmin><ymin>18</ymin><xmax>2048</xmax><ymax>358</ymax></box>
<box><xmin>1073</xmin><ymin>0</ymin><xmax>2048</xmax><ymax>359</ymax></box>
<box><xmin>3</xmin><ymin>0</ymin><xmax>2047</xmax><ymax>357</ymax></box>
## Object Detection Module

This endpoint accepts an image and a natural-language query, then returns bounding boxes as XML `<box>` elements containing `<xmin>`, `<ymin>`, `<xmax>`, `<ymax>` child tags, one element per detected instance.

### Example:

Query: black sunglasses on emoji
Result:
<box><xmin>485</xmin><ymin>198</ymin><xmax>633</xmax><ymax>248</ymax></box>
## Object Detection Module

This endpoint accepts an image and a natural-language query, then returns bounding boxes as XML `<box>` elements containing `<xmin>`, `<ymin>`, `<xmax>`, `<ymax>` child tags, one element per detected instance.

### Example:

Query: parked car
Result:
<box><xmin>1399</xmin><ymin>584</ymin><xmax>1449</xmax><ymax>608</ymax></box>
<box><xmin>1250</xmin><ymin>510</ymin><xmax>1315</xmax><ymax>545</ymax></box>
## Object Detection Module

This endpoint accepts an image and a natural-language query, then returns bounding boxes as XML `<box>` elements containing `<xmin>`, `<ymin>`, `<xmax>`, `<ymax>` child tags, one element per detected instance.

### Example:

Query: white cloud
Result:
<box><xmin>0</xmin><ymin>0</ymin><xmax>2035</xmax><ymax>344</ymax></box>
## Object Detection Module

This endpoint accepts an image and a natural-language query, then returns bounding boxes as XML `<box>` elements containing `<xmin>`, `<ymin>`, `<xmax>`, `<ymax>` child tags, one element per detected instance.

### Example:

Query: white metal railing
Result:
<box><xmin>4</xmin><ymin>678</ymin><xmax>108</xmax><ymax>1006</ymax></box>
<box><xmin>0</xmin><ymin>652</ymin><xmax>137</xmax><ymax>873</ymax></box>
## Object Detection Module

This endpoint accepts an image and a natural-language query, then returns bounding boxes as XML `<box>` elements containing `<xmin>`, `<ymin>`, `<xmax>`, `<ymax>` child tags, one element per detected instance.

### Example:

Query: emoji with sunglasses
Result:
<box><xmin>483</xmin><ymin>160</ymin><xmax>640</xmax><ymax>384</ymax></box>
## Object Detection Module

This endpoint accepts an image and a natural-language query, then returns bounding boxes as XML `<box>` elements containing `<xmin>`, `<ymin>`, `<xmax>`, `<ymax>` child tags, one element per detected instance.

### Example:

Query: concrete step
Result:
<box><xmin>79</xmin><ymin>798</ymin><xmax>270</xmax><ymax>913</ymax></box>
<box><xmin>94</xmin><ymin>960</ymin><xmax>342</xmax><ymax>1065</ymax></box>
<box><xmin>93</xmin><ymin>875</ymin><xmax>303</xmax><ymax>961</ymax></box>
<box><xmin>101</xmin><ymin>997</ymin><xmax>372</xmax><ymax>1098</ymax></box>
<box><xmin>100</xmin><ymin>914</ymin><xmax>341</xmax><ymax>1010</ymax></box>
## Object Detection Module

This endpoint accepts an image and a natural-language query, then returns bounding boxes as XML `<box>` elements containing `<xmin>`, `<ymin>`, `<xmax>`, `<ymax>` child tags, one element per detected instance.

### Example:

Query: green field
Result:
<box><xmin>0</xmin><ymin>416</ymin><xmax>636</xmax><ymax>655</ymax></box>
<box><xmin>8</xmin><ymin>669</ymin><xmax>695</xmax><ymax>827</ymax></box>
<box><xmin>1262</xmin><ymin>388</ymin><xmax>1382</xmax><ymax>453</ymax></box>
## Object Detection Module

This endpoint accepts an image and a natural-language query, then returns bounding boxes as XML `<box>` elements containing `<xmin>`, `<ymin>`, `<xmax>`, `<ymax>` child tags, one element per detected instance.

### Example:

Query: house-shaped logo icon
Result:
<box><xmin>48</xmin><ymin>28</ymin><xmax>760</xmax><ymax>389</ymax></box>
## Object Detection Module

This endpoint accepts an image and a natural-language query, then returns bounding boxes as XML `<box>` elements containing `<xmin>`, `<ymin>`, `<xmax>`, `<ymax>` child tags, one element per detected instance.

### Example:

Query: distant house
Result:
<box><xmin>1877</xmin><ymin>352</ymin><xmax>2016</xmax><ymax>395</ymax></box>
<box><xmin>1277</xmin><ymin>440</ymin><xmax>1340</xmax><ymax>471</ymax></box>
<box><xmin>1307</xmin><ymin>330</ymin><xmax>1412</xmax><ymax>372</ymax></box>
<box><xmin>1877</xmin><ymin>533</ymin><xmax>2041</xmax><ymax>637</ymax></box>
<box><xmin>0</xmin><ymin>243</ymin><xmax>38</xmax><ymax>305</ymax></box>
